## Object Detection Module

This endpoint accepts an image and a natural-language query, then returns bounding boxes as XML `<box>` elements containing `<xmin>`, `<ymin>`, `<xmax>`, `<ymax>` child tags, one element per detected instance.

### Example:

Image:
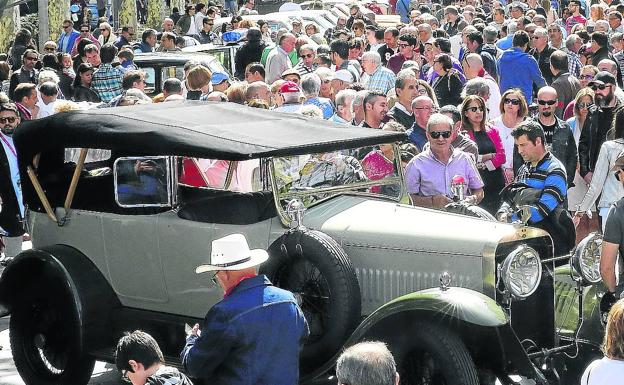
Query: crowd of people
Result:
<box><xmin>3</xmin><ymin>0</ymin><xmax>624</xmax><ymax>382</ymax></box>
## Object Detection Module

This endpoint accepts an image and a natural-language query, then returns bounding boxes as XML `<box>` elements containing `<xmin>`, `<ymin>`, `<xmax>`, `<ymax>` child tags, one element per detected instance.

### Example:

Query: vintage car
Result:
<box><xmin>182</xmin><ymin>43</ymin><xmax>240</xmax><ymax>76</ymax></box>
<box><xmin>134</xmin><ymin>52</ymin><xmax>228</xmax><ymax>97</ymax></box>
<box><xmin>0</xmin><ymin>101</ymin><xmax>605</xmax><ymax>385</ymax></box>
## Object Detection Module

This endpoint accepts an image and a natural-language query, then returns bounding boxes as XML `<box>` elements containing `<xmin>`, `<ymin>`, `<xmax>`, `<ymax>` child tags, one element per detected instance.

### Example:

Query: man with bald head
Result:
<box><xmin>265</xmin><ymin>33</ymin><xmax>296</xmax><ymax>83</ymax></box>
<box><xmin>407</xmin><ymin>96</ymin><xmax>437</xmax><ymax>152</ymax></box>
<box><xmin>531</xmin><ymin>86</ymin><xmax>577</xmax><ymax>187</ymax></box>
<box><xmin>463</xmin><ymin>53</ymin><xmax>501</xmax><ymax>120</ymax></box>
<box><xmin>245</xmin><ymin>81</ymin><xmax>272</xmax><ymax>106</ymax></box>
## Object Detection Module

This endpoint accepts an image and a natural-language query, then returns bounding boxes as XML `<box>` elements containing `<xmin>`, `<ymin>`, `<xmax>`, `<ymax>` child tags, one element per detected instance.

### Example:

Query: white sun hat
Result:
<box><xmin>195</xmin><ymin>234</ymin><xmax>269</xmax><ymax>274</ymax></box>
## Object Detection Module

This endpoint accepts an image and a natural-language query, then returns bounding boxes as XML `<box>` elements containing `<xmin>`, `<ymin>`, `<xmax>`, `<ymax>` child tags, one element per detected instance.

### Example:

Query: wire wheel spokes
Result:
<box><xmin>28</xmin><ymin>301</ymin><xmax>70</xmax><ymax>375</ymax></box>
<box><xmin>275</xmin><ymin>258</ymin><xmax>331</xmax><ymax>341</ymax></box>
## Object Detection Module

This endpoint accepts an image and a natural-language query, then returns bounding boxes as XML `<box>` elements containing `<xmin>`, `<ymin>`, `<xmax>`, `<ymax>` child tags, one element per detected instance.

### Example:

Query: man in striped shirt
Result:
<box><xmin>497</xmin><ymin>120</ymin><xmax>574</xmax><ymax>255</ymax></box>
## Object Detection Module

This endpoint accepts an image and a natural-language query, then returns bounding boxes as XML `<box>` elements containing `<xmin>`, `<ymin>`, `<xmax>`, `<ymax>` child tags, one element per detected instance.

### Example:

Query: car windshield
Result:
<box><xmin>272</xmin><ymin>145</ymin><xmax>405</xmax><ymax>208</ymax></box>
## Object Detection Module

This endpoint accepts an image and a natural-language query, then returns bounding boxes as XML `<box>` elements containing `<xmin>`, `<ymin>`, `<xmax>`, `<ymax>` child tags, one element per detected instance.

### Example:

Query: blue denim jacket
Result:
<box><xmin>180</xmin><ymin>275</ymin><xmax>309</xmax><ymax>385</ymax></box>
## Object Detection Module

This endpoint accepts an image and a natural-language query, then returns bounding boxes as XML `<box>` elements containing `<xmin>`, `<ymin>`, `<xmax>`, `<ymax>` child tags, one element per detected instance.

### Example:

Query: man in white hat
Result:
<box><xmin>180</xmin><ymin>234</ymin><xmax>309</xmax><ymax>385</ymax></box>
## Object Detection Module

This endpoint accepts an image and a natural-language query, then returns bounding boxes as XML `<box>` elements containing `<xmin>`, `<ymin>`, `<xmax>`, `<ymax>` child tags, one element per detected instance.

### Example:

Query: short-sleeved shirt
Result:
<box><xmin>603</xmin><ymin>197</ymin><xmax>624</xmax><ymax>287</ymax></box>
<box><xmin>405</xmin><ymin>147</ymin><xmax>484</xmax><ymax>197</ymax></box>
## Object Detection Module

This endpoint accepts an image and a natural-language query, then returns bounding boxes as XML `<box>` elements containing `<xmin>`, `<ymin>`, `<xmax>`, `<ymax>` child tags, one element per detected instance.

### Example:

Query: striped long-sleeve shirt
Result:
<box><xmin>513</xmin><ymin>152</ymin><xmax>568</xmax><ymax>224</ymax></box>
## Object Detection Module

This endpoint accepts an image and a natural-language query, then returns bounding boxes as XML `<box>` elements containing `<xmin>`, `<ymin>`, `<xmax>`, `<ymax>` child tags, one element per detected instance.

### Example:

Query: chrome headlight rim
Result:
<box><xmin>501</xmin><ymin>245</ymin><xmax>542</xmax><ymax>299</ymax></box>
<box><xmin>572</xmin><ymin>232</ymin><xmax>603</xmax><ymax>284</ymax></box>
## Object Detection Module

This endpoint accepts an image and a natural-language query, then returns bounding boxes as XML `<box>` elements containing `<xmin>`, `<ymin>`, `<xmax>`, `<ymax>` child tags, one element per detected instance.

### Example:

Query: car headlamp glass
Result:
<box><xmin>572</xmin><ymin>233</ymin><xmax>602</xmax><ymax>284</ymax></box>
<box><xmin>501</xmin><ymin>246</ymin><xmax>542</xmax><ymax>299</ymax></box>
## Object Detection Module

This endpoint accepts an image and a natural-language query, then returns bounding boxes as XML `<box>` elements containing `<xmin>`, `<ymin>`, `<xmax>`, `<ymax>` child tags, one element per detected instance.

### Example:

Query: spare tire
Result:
<box><xmin>261</xmin><ymin>229</ymin><xmax>361</xmax><ymax>373</ymax></box>
<box><xmin>443</xmin><ymin>202</ymin><xmax>497</xmax><ymax>221</ymax></box>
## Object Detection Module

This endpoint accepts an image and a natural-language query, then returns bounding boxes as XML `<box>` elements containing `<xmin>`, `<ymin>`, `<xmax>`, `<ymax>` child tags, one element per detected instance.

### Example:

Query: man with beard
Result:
<box><xmin>0</xmin><ymin>103</ymin><xmax>25</xmax><ymax>265</ymax></box>
<box><xmin>530</xmin><ymin>87</ymin><xmax>577</xmax><ymax>187</ymax></box>
<box><xmin>579</xmin><ymin>72</ymin><xmax>624</xmax><ymax>186</ymax></box>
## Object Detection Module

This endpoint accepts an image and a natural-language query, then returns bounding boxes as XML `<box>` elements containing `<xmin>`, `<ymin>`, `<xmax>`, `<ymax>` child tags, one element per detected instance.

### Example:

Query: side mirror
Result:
<box><xmin>114</xmin><ymin>156</ymin><xmax>177</xmax><ymax>208</ymax></box>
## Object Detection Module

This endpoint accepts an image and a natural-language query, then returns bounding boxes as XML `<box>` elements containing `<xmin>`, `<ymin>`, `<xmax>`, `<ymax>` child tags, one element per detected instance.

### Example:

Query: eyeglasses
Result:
<box><xmin>302</xmin><ymin>53</ymin><xmax>314</xmax><ymax>58</ymax></box>
<box><xmin>590</xmin><ymin>83</ymin><xmax>611</xmax><ymax>91</ymax></box>
<box><xmin>579</xmin><ymin>74</ymin><xmax>594</xmax><ymax>81</ymax></box>
<box><xmin>547</xmin><ymin>29</ymin><xmax>560</xmax><ymax>33</ymax></box>
<box><xmin>44</xmin><ymin>47</ymin><xmax>56</xmax><ymax>51</ymax></box>
<box><xmin>25</xmin><ymin>56</ymin><xmax>38</xmax><ymax>61</ymax></box>
<box><xmin>211</xmin><ymin>271</ymin><xmax>220</xmax><ymax>285</ymax></box>
<box><xmin>531</xmin><ymin>36</ymin><xmax>543</xmax><ymax>40</ymax></box>
<box><xmin>504</xmin><ymin>98</ymin><xmax>520</xmax><ymax>105</ymax></box>
<box><xmin>537</xmin><ymin>99</ymin><xmax>557</xmax><ymax>105</ymax></box>
<box><xmin>577</xmin><ymin>102</ymin><xmax>592</xmax><ymax>109</ymax></box>
<box><xmin>417</xmin><ymin>88</ymin><xmax>428</xmax><ymax>95</ymax></box>
<box><xmin>398</xmin><ymin>44</ymin><xmax>410</xmax><ymax>48</ymax></box>
<box><xmin>0</xmin><ymin>116</ymin><xmax>17</xmax><ymax>124</ymax></box>
<box><xmin>466</xmin><ymin>106</ymin><xmax>484</xmax><ymax>113</ymax></box>
<box><xmin>429</xmin><ymin>130</ymin><xmax>452</xmax><ymax>139</ymax></box>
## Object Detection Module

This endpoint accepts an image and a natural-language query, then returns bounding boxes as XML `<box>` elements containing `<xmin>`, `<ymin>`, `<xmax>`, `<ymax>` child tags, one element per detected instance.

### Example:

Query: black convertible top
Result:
<box><xmin>14</xmin><ymin>101</ymin><xmax>406</xmax><ymax>162</ymax></box>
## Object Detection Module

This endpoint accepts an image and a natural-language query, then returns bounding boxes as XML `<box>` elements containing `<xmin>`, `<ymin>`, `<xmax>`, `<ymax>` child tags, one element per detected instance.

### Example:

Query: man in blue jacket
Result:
<box><xmin>180</xmin><ymin>234</ymin><xmax>309</xmax><ymax>385</ymax></box>
<box><xmin>498</xmin><ymin>30</ymin><xmax>547</xmax><ymax>103</ymax></box>
<box><xmin>58</xmin><ymin>20</ymin><xmax>81</xmax><ymax>54</ymax></box>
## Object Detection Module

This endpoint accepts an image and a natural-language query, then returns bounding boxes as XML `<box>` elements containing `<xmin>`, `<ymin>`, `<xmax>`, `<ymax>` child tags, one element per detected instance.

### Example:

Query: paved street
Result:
<box><xmin>0</xmin><ymin>316</ymin><xmax>122</xmax><ymax>385</ymax></box>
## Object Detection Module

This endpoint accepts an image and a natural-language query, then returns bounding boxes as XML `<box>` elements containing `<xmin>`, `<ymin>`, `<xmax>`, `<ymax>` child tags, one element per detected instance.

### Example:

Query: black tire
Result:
<box><xmin>261</xmin><ymin>229</ymin><xmax>361</xmax><ymax>373</ymax></box>
<box><xmin>443</xmin><ymin>202</ymin><xmax>497</xmax><ymax>221</ymax></box>
<box><xmin>398</xmin><ymin>321</ymin><xmax>479</xmax><ymax>385</ymax></box>
<box><xmin>10</xmin><ymin>280</ymin><xmax>95</xmax><ymax>385</ymax></box>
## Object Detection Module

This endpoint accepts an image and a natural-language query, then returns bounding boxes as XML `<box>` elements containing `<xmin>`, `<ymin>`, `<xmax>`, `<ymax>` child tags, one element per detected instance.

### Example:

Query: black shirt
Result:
<box><xmin>603</xmin><ymin>197</ymin><xmax>624</xmax><ymax>289</ymax></box>
<box><xmin>539</xmin><ymin>119</ymin><xmax>557</xmax><ymax>145</ymax></box>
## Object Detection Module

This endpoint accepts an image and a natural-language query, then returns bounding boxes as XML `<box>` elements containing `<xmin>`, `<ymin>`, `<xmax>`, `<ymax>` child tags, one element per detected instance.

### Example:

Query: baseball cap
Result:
<box><xmin>330</xmin><ymin>69</ymin><xmax>354</xmax><ymax>83</ymax></box>
<box><xmin>593</xmin><ymin>71</ymin><xmax>617</xmax><ymax>85</ymax></box>
<box><xmin>211</xmin><ymin>72</ymin><xmax>230</xmax><ymax>85</ymax></box>
<box><xmin>279</xmin><ymin>81</ymin><xmax>301</xmax><ymax>93</ymax></box>
<box><xmin>281</xmin><ymin>68</ymin><xmax>301</xmax><ymax>79</ymax></box>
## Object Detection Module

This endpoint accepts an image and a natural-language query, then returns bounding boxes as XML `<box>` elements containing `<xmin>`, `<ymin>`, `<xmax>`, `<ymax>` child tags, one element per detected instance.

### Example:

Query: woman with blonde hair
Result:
<box><xmin>491</xmin><ymin>88</ymin><xmax>529</xmax><ymax>184</ymax></box>
<box><xmin>580</xmin><ymin>299</ymin><xmax>624</xmax><ymax>384</ymax></box>
<box><xmin>225</xmin><ymin>81</ymin><xmax>248</xmax><ymax>104</ymax></box>
<box><xmin>98</xmin><ymin>22</ymin><xmax>115</xmax><ymax>46</ymax></box>
<box><xmin>461</xmin><ymin>95</ymin><xmax>506</xmax><ymax>214</ymax></box>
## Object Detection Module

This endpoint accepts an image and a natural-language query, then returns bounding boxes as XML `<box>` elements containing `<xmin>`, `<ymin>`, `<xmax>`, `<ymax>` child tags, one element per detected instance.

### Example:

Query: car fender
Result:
<box><xmin>303</xmin><ymin>287</ymin><xmax>537</xmax><ymax>383</ymax></box>
<box><xmin>0</xmin><ymin>245</ymin><xmax>120</xmax><ymax>352</ymax></box>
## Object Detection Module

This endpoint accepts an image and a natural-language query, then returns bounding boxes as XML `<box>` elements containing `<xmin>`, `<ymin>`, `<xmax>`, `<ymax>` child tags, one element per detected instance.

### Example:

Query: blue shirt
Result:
<box><xmin>513</xmin><ymin>152</ymin><xmax>567</xmax><ymax>223</ymax></box>
<box><xmin>303</xmin><ymin>97</ymin><xmax>334</xmax><ymax>119</ymax></box>
<box><xmin>406</xmin><ymin>123</ymin><xmax>428</xmax><ymax>152</ymax></box>
<box><xmin>180</xmin><ymin>275</ymin><xmax>309</xmax><ymax>385</ymax></box>
<box><xmin>498</xmin><ymin>47</ymin><xmax>546</xmax><ymax>103</ymax></box>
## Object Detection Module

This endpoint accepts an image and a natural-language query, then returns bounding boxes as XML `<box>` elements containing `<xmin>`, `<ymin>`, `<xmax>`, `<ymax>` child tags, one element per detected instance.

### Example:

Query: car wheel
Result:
<box><xmin>398</xmin><ymin>321</ymin><xmax>479</xmax><ymax>385</ymax></box>
<box><xmin>9</xmin><ymin>281</ymin><xmax>95</xmax><ymax>385</ymax></box>
<box><xmin>262</xmin><ymin>229</ymin><xmax>361</xmax><ymax>373</ymax></box>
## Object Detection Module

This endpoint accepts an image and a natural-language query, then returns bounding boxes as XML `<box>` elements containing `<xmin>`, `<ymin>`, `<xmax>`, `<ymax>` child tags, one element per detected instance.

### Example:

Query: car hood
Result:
<box><xmin>303</xmin><ymin>195</ymin><xmax>540</xmax><ymax>257</ymax></box>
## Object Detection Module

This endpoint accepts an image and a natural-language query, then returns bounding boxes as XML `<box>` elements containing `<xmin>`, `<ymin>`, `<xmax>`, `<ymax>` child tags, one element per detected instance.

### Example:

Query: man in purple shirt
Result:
<box><xmin>405</xmin><ymin>113</ymin><xmax>484</xmax><ymax>209</ymax></box>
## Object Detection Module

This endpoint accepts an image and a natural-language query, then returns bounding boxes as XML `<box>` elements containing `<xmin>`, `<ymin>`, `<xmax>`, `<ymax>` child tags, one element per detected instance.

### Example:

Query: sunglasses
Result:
<box><xmin>614</xmin><ymin>168</ymin><xmax>624</xmax><ymax>181</ymax></box>
<box><xmin>0</xmin><ymin>116</ymin><xmax>17</xmax><ymax>124</ymax></box>
<box><xmin>429</xmin><ymin>130</ymin><xmax>452</xmax><ymax>139</ymax></box>
<box><xmin>211</xmin><ymin>271</ymin><xmax>220</xmax><ymax>285</ymax></box>
<box><xmin>301</xmin><ymin>53</ymin><xmax>314</xmax><ymax>58</ymax></box>
<box><xmin>577</xmin><ymin>102</ymin><xmax>592</xmax><ymax>109</ymax></box>
<box><xmin>63</xmin><ymin>25</ymin><xmax>71</xmax><ymax>29</ymax></box>
<box><xmin>81</xmin><ymin>30</ymin><xmax>90</xmax><ymax>33</ymax></box>
<box><xmin>590</xmin><ymin>83</ymin><xmax>611</xmax><ymax>91</ymax></box>
<box><xmin>537</xmin><ymin>99</ymin><xmax>557</xmax><ymax>106</ymax></box>
<box><xmin>466</xmin><ymin>106</ymin><xmax>484</xmax><ymax>113</ymax></box>
<box><xmin>504</xmin><ymin>98</ymin><xmax>520</xmax><ymax>105</ymax></box>
<box><xmin>44</xmin><ymin>47</ymin><xmax>56</xmax><ymax>51</ymax></box>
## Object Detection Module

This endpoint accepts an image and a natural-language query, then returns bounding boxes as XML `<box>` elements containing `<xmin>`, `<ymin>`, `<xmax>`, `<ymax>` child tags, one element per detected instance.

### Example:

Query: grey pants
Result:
<box><xmin>2</xmin><ymin>236</ymin><xmax>22</xmax><ymax>258</ymax></box>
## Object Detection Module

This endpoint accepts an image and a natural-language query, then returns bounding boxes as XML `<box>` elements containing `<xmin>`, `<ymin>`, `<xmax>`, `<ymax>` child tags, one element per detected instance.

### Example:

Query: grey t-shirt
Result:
<box><xmin>603</xmin><ymin>197</ymin><xmax>624</xmax><ymax>291</ymax></box>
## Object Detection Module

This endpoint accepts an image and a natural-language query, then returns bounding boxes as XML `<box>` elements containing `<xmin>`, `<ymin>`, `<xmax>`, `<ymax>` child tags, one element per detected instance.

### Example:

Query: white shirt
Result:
<box><xmin>279</xmin><ymin>2</ymin><xmax>302</xmax><ymax>11</ymax></box>
<box><xmin>491</xmin><ymin>116</ymin><xmax>514</xmax><ymax>169</ymax></box>
<box><xmin>187</xmin><ymin>16</ymin><xmax>198</xmax><ymax>36</ymax></box>
<box><xmin>580</xmin><ymin>357</ymin><xmax>624</xmax><ymax>385</ymax></box>
<box><xmin>0</xmin><ymin>133</ymin><xmax>24</xmax><ymax>217</ymax></box>
<box><xmin>484</xmin><ymin>77</ymin><xmax>501</xmax><ymax>120</ymax></box>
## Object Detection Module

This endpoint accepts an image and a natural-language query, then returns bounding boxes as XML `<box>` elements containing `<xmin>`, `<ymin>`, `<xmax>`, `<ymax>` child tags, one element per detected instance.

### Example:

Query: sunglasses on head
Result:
<box><xmin>429</xmin><ymin>130</ymin><xmax>452</xmax><ymax>139</ymax></box>
<box><xmin>504</xmin><ymin>98</ymin><xmax>520</xmax><ymax>105</ymax></box>
<box><xmin>590</xmin><ymin>82</ymin><xmax>610</xmax><ymax>91</ymax></box>
<box><xmin>0</xmin><ymin>116</ymin><xmax>17</xmax><ymax>124</ymax></box>
<box><xmin>466</xmin><ymin>106</ymin><xmax>484</xmax><ymax>113</ymax></box>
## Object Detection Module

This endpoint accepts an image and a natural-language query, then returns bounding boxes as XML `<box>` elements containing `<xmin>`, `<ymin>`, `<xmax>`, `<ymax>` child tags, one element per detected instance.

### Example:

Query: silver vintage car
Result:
<box><xmin>0</xmin><ymin>101</ymin><xmax>605</xmax><ymax>385</ymax></box>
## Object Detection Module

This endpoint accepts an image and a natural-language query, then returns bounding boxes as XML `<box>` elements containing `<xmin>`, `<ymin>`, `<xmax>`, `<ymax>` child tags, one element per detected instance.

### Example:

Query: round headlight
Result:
<box><xmin>501</xmin><ymin>245</ymin><xmax>542</xmax><ymax>299</ymax></box>
<box><xmin>572</xmin><ymin>232</ymin><xmax>602</xmax><ymax>284</ymax></box>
